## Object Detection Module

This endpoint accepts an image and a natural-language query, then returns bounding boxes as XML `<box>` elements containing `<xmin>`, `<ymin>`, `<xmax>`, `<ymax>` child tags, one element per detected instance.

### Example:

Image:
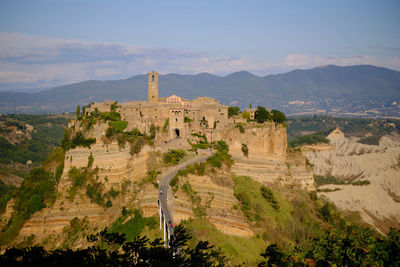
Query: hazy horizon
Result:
<box><xmin>0</xmin><ymin>0</ymin><xmax>399</xmax><ymax>92</ymax></box>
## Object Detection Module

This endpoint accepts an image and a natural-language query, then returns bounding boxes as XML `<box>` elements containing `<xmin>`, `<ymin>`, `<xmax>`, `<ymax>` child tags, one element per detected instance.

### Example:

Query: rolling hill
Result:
<box><xmin>1</xmin><ymin>65</ymin><xmax>399</xmax><ymax>116</ymax></box>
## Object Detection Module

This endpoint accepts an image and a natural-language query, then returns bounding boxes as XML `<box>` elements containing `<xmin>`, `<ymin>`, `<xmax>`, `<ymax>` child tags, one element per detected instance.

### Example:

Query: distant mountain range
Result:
<box><xmin>1</xmin><ymin>65</ymin><xmax>400</xmax><ymax>116</ymax></box>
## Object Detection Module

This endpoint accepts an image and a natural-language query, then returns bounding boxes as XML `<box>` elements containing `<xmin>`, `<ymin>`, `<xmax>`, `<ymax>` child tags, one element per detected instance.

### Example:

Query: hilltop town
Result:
<box><xmin>79</xmin><ymin>71</ymin><xmax>289</xmax><ymax>158</ymax></box>
<box><xmin>1</xmin><ymin>71</ymin><xmax>400</xmax><ymax>265</ymax></box>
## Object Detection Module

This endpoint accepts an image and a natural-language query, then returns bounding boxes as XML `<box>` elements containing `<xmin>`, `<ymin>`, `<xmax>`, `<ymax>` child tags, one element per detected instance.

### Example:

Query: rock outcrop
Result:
<box><xmin>303</xmin><ymin>130</ymin><xmax>400</xmax><ymax>233</ymax></box>
<box><xmin>17</xmin><ymin>142</ymin><xmax>156</xmax><ymax>245</ymax></box>
<box><xmin>171</xmin><ymin>173</ymin><xmax>253</xmax><ymax>237</ymax></box>
<box><xmin>213</xmin><ymin>123</ymin><xmax>287</xmax><ymax>158</ymax></box>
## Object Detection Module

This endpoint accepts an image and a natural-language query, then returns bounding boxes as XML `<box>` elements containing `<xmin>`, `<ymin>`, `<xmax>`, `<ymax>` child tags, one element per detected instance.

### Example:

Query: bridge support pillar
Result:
<box><xmin>163</xmin><ymin>214</ymin><xmax>166</xmax><ymax>246</ymax></box>
<box><xmin>159</xmin><ymin>204</ymin><xmax>162</xmax><ymax>230</ymax></box>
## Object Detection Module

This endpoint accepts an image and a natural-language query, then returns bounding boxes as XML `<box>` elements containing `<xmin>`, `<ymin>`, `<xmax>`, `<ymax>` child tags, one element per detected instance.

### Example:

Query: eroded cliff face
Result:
<box><xmin>171</xmin><ymin>170</ymin><xmax>253</xmax><ymax>237</ymax></box>
<box><xmin>303</xmin><ymin>130</ymin><xmax>400</xmax><ymax>233</ymax></box>
<box><xmin>9</xmin><ymin>119</ymin><xmax>296</xmax><ymax>246</ymax></box>
<box><xmin>212</xmin><ymin>123</ymin><xmax>287</xmax><ymax>158</ymax></box>
<box><xmin>217</xmin><ymin>123</ymin><xmax>313</xmax><ymax>191</ymax></box>
<box><xmin>231</xmin><ymin>154</ymin><xmax>314</xmax><ymax>192</ymax></box>
<box><xmin>17</xmin><ymin>141</ymin><xmax>159</xmax><ymax>247</ymax></box>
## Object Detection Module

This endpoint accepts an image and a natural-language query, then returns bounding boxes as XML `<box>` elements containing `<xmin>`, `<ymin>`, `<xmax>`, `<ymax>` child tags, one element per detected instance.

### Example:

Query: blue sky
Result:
<box><xmin>0</xmin><ymin>0</ymin><xmax>399</xmax><ymax>91</ymax></box>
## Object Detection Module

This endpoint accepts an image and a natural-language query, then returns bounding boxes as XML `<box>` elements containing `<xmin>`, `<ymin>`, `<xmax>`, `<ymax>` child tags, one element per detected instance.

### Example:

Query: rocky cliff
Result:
<box><xmin>4</xmin><ymin>117</ymin><xmax>298</xmax><ymax>247</ymax></box>
<box><xmin>17</xmin><ymin>142</ymin><xmax>158</xmax><ymax>246</ymax></box>
<box><xmin>213</xmin><ymin>122</ymin><xmax>287</xmax><ymax>158</ymax></box>
<box><xmin>171</xmin><ymin>171</ymin><xmax>253</xmax><ymax>237</ymax></box>
<box><xmin>303</xmin><ymin>129</ymin><xmax>400</xmax><ymax>233</ymax></box>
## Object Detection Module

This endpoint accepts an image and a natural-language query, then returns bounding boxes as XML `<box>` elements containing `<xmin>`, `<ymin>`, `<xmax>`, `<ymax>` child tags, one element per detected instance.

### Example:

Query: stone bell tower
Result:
<box><xmin>147</xmin><ymin>71</ymin><xmax>158</xmax><ymax>103</ymax></box>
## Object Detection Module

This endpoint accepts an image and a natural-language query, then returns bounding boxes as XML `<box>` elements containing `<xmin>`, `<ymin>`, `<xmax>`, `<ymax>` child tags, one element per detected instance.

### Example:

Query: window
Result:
<box><xmin>152</xmin><ymin>75</ymin><xmax>155</xmax><ymax>82</ymax></box>
<box><xmin>176</xmin><ymin>118</ymin><xmax>178</xmax><ymax>122</ymax></box>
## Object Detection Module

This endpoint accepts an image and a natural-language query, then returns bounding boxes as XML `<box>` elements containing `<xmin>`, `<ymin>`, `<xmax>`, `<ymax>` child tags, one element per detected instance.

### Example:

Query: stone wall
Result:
<box><xmin>212</xmin><ymin>123</ymin><xmax>287</xmax><ymax>158</ymax></box>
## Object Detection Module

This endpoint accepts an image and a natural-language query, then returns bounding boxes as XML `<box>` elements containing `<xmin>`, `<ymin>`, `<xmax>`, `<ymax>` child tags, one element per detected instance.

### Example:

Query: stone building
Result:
<box><xmin>85</xmin><ymin>71</ymin><xmax>228</xmax><ymax>141</ymax></box>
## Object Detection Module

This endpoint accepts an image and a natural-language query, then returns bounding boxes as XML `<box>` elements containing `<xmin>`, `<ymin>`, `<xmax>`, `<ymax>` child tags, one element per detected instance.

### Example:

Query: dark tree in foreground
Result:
<box><xmin>0</xmin><ymin>225</ymin><xmax>226</xmax><ymax>267</ymax></box>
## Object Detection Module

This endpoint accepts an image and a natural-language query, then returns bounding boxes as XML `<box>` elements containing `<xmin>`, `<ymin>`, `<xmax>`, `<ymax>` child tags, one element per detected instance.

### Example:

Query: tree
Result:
<box><xmin>271</xmin><ymin>109</ymin><xmax>286</xmax><ymax>124</ymax></box>
<box><xmin>242</xmin><ymin>112</ymin><xmax>250</xmax><ymax>120</ymax></box>
<box><xmin>76</xmin><ymin>105</ymin><xmax>81</xmax><ymax>120</ymax></box>
<box><xmin>241</xmin><ymin>144</ymin><xmax>249</xmax><ymax>157</ymax></box>
<box><xmin>228</xmin><ymin>106</ymin><xmax>240</xmax><ymax>118</ymax></box>
<box><xmin>254</xmin><ymin>106</ymin><xmax>272</xmax><ymax>123</ymax></box>
<box><xmin>259</xmin><ymin>244</ymin><xmax>288</xmax><ymax>267</ymax></box>
<box><xmin>215</xmin><ymin>140</ymin><xmax>229</xmax><ymax>153</ymax></box>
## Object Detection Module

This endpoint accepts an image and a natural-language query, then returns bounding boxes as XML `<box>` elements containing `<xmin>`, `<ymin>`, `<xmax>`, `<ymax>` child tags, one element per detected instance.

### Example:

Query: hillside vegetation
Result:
<box><xmin>0</xmin><ymin>114</ymin><xmax>68</xmax><ymax>174</ymax></box>
<box><xmin>0</xmin><ymin>113</ymin><xmax>399</xmax><ymax>265</ymax></box>
<box><xmin>287</xmin><ymin>115</ymin><xmax>400</xmax><ymax>144</ymax></box>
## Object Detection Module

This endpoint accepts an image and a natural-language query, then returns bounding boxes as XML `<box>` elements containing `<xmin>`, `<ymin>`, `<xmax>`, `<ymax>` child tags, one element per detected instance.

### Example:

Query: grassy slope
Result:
<box><xmin>182</xmin><ymin>218</ymin><xmax>265</xmax><ymax>266</ymax></box>
<box><xmin>179</xmin><ymin>174</ymin><xmax>323</xmax><ymax>266</ymax></box>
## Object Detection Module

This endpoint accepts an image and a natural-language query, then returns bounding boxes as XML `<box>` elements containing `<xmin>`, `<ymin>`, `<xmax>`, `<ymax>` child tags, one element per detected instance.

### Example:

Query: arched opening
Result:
<box><xmin>174</xmin><ymin>128</ymin><xmax>180</xmax><ymax>138</ymax></box>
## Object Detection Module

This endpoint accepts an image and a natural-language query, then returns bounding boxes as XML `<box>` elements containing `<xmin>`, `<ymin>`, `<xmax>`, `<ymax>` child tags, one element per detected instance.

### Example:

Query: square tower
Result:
<box><xmin>147</xmin><ymin>71</ymin><xmax>158</xmax><ymax>102</ymax></box>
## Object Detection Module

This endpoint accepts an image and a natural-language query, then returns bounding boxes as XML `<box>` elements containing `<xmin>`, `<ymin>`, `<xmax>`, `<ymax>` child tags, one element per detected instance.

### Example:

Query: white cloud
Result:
<box><xmin>0</xmin><ymin>32</ymin><xmax>399</xmax><ymax>91</ymax></box>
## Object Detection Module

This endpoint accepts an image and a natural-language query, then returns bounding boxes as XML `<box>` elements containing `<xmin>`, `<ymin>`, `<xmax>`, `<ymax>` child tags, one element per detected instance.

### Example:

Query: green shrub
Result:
<box><xmin>110</xmin><ymin>101</ymin><xmax>119</xmax><ymax>112</ymax></box>
<box><xmin>255</xmin><ymin>106</ymin><xmax>272</xmax><ymax>123</ymax></box>
<box><xmin>184</xmin><ymin>116</ymin><xmax>193</xmax><ymax>123</ymax></box>
<box><xmin>149</xmin><ymin>124</ymin><xmax>157</xmax><ymax>139</ymax></box>
<box><xmin>228</xmin><ymin>106</ymin><xmax>240</xmax><ymax>118</ymax></box>
<box><xmin>105</xmin><ymin>199</ymin><xmax>113</xmax><ymax>208</ymax></box>
<box><xmin>71</xmin><ymin>131</ymin><xmax>96</xmax><ymax>149</ymax></box>
<box><xmin>271</xmin><ymin>109</ymin><xmax>287</xmax><ymax>124</ymax></box>
<box><xmin>117</xmin><ymin>134</ymin><xmax>127</xmax><ymax>148</ymax></box>
<box><xmin>260</xmin><ymin>186</ymin><xmax>279</xmax><ymax>210</ymax></box>
<box><xmin>0</xmin><ymin>182</ymin><xmax>17</xmax><ymax>214</ymax></box>
<box><xmin>351</xmin><ymin>180</ymin><xmax>371</xmax><ymax>186</ymax></box>
<box><xmin>106</xmin><ymin>188</ymin><xmax>120</xmax><ymax>199</ymax></box>
<box><xmin>130</xmin><ymin>136</ymin><xmax>146</xmax><ymax>155</ymax></box>
<box><xmin>241</xmin><ymin>144</ymin><xmax>249</xmax><ymax>157</ymax></box>
<box><xmin>143</xmin><ymin>170</ymin><xmax>161</xmax><ymax>188</ymax></box>
<box><xmin>55</xmin><ymin>162</ymin><xmax>64</xmax><ymax>182</ymax></box>
<box><xmin>67</xmin><ymin>167</ymin><xmax>92</xmax><ymax>200</ymax></box>
<box><xmin>318</xmin><ymin>203</ymin><xmax>333</xmax><ymax>222</ymax></box>
<box><xmin>0</xmin><ymin>168</ymin><xmax>56</xmax><ymax>245</ymax></box>
<box><xmin>289</xmin><ymin>130</ymin><xmax>331</xmax><ymax>147</ymax></box>
<box><xmin>163</xmin><ymin>149</ymin><xmax>186</xmax><ymax>165</ymax></box>
<box><xmin>87</xmin><ymin>153</ymin><xmax>94</xmax><ymax>169</ymax></box>
<box><xmin>309</xmin><ymin>190</ymin><xmax>318</xmax><ymax>201</ymax></box>
<box><xmin>314</xmin><ymin>175</ymin><xmax>344</xmax><ymax>186</ymax></box>
<box><xmin>108</xmin><ymin>120</ymin><xmax>128</xmax><ymax>133</ymax></box>
<box><xmin>207</xmin><ymin>150</ymin><xmax>233</xmax><ymax>168</ymax></box>
<box><xmin>109</xmin><ymin>209</ymin><xmax>157</xmax><ymax>241</ymax></box>
<box><xmin>170</xmin><ymin>175</ymin><xmax>179</xmax><ymax>188</ymax></box>
<box><xmin>86</xmin><ymin>182</ymin><xmax>104</xmax><ymax>206</ymax></box>
<box><xmin>214</xmin><ymin>140</ymin><xmax>229</xmax><ymax>153</ymax></box>
<box><xmin>61</xmin><ymin>128</ymin><xmax>72</xmax><ymax>151</ymax></box>
<box><xmin>162</xmin><ymin>118</ymin><xmax>169</xmax><ymax>133</ymax></box>
<box><xmin>191</xmin><ymin>132</ymin><xmax>208</xmax><ymax>143</ymax></box>
<box><xmin>317</xmin><ymin>187</ymin><xmax>342</xmax><ymax>192</ymax></box>
<box><xmin>242</xmin><ymin>111</ymin><xmax>250</xmax><ymax>120</ymax></box>
<box><xmin>357</xmin><ymin>135</ymin><xmax>380</xmax><ymax>145</ymax></box>
<box><xmin>235</xmin><ymin>123</ymin><xmax>245</xmax><ymax>133</ymax></box>
<box><xmin>69</xmin><ymin>167</ymin><xmax>87</xmax><ymax>188</ymax></box>
<box><xmin>105</xmin><ymin>127</ymin><xmax>116</xmax><ymax>138</ymax></box>
<box><xmin>125</xmin><ymin>128</ymin><xmax>141</xmax><ymax>137</ymax></box>
<box><xmin>99</xmin><ymin>111</ymin><xmax>121</xmax><ymax>121</ymax></box>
